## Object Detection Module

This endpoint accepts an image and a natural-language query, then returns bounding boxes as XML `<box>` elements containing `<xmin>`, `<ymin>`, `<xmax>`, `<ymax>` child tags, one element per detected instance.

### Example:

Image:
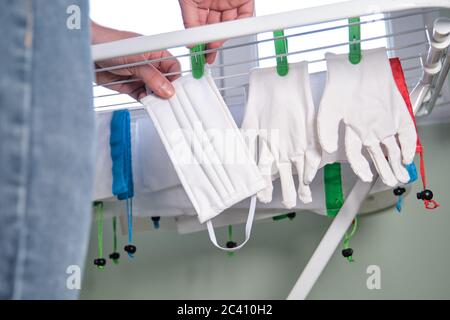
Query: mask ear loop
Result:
<box><xmin>206</xmin><ymin>196</ymin><xmax>257</xmax><ymax>252</ymax></box>
<box><xmin>389</xmin><ymin>58</ymin><xmax>440</xmax><ymax>211</ymax></box>
<box><xmin>416</xmin><ymin>151</ymin><xmax>440</xmax><ymax>209</ymax></box>
<box><xmin>109</xmin><ymin>216</ymin><xmax>120</xmax><ymax>264</ymax></box>
<box><xmin>124</xmin><ymin>197</ymin><xmax>136</xmax><ymax>258</ymax></box>
<box><xmin>393</xmin><ymin>187</ymin><xmax>406</xmax><ymax>213</ymax></box>
<box><xmin>93</xmin><ymin>202</ymin><xmax>106</xmax><ymax>269</ymax></box>
<box><xmin>342</xmin><ymin>218</ymin><xmax>358</xmax><ymax>262</ymax></box>
<box><xmin>226</xmin><ymin>225</ymin><xmax>236</xmax><ymax>257</ymax></box>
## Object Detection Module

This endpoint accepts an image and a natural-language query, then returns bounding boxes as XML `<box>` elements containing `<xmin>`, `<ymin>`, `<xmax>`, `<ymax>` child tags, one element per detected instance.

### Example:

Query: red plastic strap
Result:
<box><xmin>389</xmin><ymin>58</ymin><xmax>439</xmax><ymax>210</ymax></box>
<box><xmin>425</xmin><ymin>200</ymin><xmax>440</xmax><ymax>209</ymax></box>
<box><xmin>419</xmin><ymin>151</ymin><xmax>427</xmax><ymax>189</ymax></box>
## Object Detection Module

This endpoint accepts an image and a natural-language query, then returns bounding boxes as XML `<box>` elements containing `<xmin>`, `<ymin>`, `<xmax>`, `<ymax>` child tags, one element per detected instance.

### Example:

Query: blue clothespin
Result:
<box><xmin>273</xmin><ymin>30</ymin><xmax>289</xmax><ymax>76</ymax></box>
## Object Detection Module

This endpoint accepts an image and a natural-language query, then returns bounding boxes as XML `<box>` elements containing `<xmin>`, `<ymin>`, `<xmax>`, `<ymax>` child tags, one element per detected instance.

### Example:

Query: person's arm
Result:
<box><xmin>91</xmin><ymin>21</ymin><xmax>180</xmax><ymax>100</ymax></box>
<box><xmin>178</xmin><ymin>0</ymin><xmax>254</xmax><ymax>64</ymax></box>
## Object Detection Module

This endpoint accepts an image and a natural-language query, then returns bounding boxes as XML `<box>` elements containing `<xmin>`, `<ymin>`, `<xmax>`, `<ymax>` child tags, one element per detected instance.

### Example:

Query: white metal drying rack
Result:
<box><xmin>91</xmin><ymin>0</ymin><xmax>450</xmax><ymax>299</ymax></box>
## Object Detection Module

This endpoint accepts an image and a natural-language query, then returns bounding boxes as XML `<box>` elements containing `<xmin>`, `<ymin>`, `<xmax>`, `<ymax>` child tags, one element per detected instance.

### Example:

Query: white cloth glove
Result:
<box><xmin>241</xmin><ymin>61</ymin><xmax>322</xmax><ymax>208</ymax></box>
<box><xmin>317</xmin><ymin>48</ymin><xmax>417</xmax><ymax>187</ymax></box>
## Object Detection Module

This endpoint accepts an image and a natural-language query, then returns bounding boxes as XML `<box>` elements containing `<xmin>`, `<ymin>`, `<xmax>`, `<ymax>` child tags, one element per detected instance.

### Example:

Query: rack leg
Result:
<box><xmin>287</xmin><ymin>176</ymin><xmax>377</xmax><ymax>300</ymax></box>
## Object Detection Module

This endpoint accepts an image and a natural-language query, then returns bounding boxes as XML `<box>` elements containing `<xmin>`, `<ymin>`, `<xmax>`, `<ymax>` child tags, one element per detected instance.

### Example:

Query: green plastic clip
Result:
<box><xmin>190</xmin><ymin>44</ymin><xmax>206</xmax><ymax>79</ymax></box>
<box><xmin>273</xmin><ymin>30</ymin><xmax>289</xmax><ymax>76</ymax></box>
<box><xmin>348</xmin><ymin>17</ymin><xmax>362</xmax><ymax>64</ymax></box>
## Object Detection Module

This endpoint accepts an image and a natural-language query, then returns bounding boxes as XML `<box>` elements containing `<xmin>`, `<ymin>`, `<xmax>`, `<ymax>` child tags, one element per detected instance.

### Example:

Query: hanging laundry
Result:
<box><xmin>389</xmin><ymin>58</ymin><xmax>439</xmax><ymax>210</ymax></box>
<box><xmin>141</xmin><ymin>71</ymin><xmax>266</xmax><ymax>251</ymax></box>
<box><xmin>110</xmin><ymin>109</ymin><xmax>136</xmax><ymax>257</ymax></box>
<box><xmin>241</xmin><ymin>61</ymin><xmax>322</xmax><ymax>208</ymax></box>
<box><xmin>317</xmin><ymin>48</ymin><xmax>417</xmax><ymax>187</ymax></box>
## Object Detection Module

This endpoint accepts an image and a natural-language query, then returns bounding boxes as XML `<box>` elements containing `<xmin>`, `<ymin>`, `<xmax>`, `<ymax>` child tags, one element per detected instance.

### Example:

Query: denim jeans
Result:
<box><xmin>0</xmin><ymin>0</ymin><xmax>94</xmax><ymax>299</ymax></box>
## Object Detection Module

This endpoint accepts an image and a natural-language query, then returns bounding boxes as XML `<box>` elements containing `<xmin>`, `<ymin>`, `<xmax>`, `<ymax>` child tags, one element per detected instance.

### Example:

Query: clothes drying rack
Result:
<box><xmin>91</xmin><ymin>0</ymin><xmax>450</xmax><ymax>299</ymax></box>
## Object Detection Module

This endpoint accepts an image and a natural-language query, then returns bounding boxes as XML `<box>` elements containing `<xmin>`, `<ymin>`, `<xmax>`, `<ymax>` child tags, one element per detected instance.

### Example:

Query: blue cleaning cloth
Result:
<box><xmin>110</xmin><ymin>110</ymin><xmax>134</xmax><ymax>200</ymax></box>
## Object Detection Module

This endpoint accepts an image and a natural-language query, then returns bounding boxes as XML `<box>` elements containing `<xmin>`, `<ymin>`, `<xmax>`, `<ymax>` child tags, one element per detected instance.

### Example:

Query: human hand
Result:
<box><xmin>179</xmin><ymin>0</ymin><xmax>254</xmax><ymax>64</ymax></box>
<box><xmin>92</xmin><ymin>21</ymin><xmax>180</xmax><ymax>100</ymax></box>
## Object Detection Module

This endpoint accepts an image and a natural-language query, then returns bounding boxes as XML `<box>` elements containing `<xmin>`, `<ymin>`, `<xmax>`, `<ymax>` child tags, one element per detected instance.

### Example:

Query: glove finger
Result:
<box><xmin>278</xmin><ymin>162</ymin><xmax>297</xmax><ymax>209</ymax></box>
<box><xmin>397</xmin><ymin>121</ymin><xmax>417</xmax><ymax>165</ymax></box>
<box><xmin>345</xmin><ymin>127</ymin><xmax>373</xmax><ymax>182</ymax></box>
<box><xmin>256</xmin><ymin>137</ymin><xmax>275</xmax><ymax>203</ymax></box>
<box><xmin>366</xmin><ymin>143</ymin><xmax>398</xmax><ymax>187</ymax></box>
<box><xmin>304</xmin><ymin>147</ymin><xmax>321</xmax><ymax>185</ymax></box>
<box><xmin>257</xmin><ymin>174</ymin><xmax>274</xmax><ymax>204</ymax></box>
<box><xmin>292</xmin><ymin>156</ymin><xmax>312</xmax><ymax>204</ymax></box>
<box><xmin>241</xmin><ymin>129</ymin><xmax>258</xmax><ymax>161</ymax></box>
<box><xmin>382</xmin><ymin>136</ymin><xmax>410</xmax><ymax>184</ymax></box>
<box><xmin>317</xmin><ymin>102</ymin><xmax>342</xmax><ymax>154</ymax></box>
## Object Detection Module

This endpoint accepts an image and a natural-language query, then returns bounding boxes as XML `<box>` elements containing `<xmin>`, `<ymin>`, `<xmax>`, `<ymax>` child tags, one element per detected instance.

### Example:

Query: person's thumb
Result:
<box><xmin>132</xmin><ymin>64</ymin><xmax>175</xmax><ymax>99</ymax></box>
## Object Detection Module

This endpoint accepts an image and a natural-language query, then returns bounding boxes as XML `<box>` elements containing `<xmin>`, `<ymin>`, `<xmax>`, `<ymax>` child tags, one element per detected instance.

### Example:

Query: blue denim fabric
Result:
<box><xmin>0</xmin><ymin>0</ymin><xmax>95</xmax><ymax>299</ymax></box>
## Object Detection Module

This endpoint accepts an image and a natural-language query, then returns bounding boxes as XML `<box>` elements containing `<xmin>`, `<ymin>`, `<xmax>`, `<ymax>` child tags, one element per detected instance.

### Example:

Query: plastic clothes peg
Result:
<box><xmin>190</xmin><ymin>44</ymin><xmax>206</xmax><ymax>79</ymax></box>
<box><xmin>348</xmin><ymin>17</ymin><xmax>361</xmax><ymax>64</ymax></box>
<box><xmin>273</xmin><ymin>30</ymin><xmax>289</xmax><ymax>76</ymax></box>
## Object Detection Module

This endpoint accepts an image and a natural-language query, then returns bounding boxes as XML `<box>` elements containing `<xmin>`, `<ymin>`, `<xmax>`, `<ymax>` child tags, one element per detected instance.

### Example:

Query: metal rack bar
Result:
<box><xmin>94</xmin><ymin>10</ymin><xmax>436</xmax><ymax>74</ymax></box>
<box><xmin>92</xmin><ymin>0</ymin><xmax>448</xmax><ymax>62</ymax></box>
<box><xmin>93</xmin><ymin>28</ymin><xmax>426</xmax><ymax>93</ymax></box>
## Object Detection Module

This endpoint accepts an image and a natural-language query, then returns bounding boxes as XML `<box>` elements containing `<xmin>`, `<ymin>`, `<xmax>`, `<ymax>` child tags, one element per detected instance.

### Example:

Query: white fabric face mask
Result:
<box><xmin>317</xmin><ymin>48</ymin><xmax>417</xmax><ymax>186</ymax></box>
<box><xmin>241</xmin><ymin>61</ymin><xmax>322</xmax><ymax>208</ymax></box>
<box><xmin>141</xmin><ymin>72</ymin><xmax>266</xmax><ymax>251</ymax></box>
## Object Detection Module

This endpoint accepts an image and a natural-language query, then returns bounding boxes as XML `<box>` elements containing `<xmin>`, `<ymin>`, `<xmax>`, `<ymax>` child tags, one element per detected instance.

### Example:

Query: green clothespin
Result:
<box><xmin>190</xmin><ymin>44</ymin><xmax>206</xmax><ymax>79</ymax></box>
<box><xmin>273</xmin><ymin>30</ymin><xmax>289</xmax><ymax>76</ymax></box>
<box><xmin>348</xmin><ymin>17</ymin><xmax>362</xmax><ymax>64</ymax></box>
